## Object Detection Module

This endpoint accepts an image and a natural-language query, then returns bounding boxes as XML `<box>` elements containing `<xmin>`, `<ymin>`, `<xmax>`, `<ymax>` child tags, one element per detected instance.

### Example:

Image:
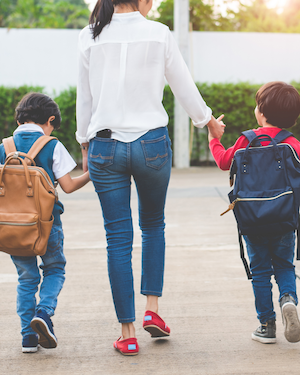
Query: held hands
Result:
<box><xmin>81</xmin><ymin>143</ymin><xmax>89</xmax><ymax>172</ymax></box>
<box><xmin>82</xmin><ymin>152</ymin><xmax>88</xmax><ymax>173</ymax></box>
<box><xmin>207</xmin><ymin>115</ymin><xmax>225</xmax><ymax>142</ymax></box>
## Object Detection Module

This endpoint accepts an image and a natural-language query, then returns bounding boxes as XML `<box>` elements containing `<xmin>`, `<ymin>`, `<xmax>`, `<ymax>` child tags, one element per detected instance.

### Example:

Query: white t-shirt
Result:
<box><xmin>13</xmin><ymin>124</ymin><xmax>77</xmax><ymax>179</ymax></box>
<box><xmin>76</xmin><ymin>11</ymin><xmax>212</xmax><ymax>144</ymax></box>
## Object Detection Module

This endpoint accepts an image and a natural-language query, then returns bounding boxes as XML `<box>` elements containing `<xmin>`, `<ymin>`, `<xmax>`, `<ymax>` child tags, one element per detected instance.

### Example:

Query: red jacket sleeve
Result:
<box><xmin>209</xmin><ymin>129</ymin><xmax>300</xmax><ymax>171</ymax></box>
<box><xmin>209</xmin><ymin>136</ymin><xmax>249</xmax><ymax>171</ymax></box>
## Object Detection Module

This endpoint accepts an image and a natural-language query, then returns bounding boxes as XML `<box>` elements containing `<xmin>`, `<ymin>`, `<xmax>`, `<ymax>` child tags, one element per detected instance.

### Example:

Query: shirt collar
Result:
<box><xmin>112</xmin><ymin>11</ymin><xmax>144</xmax><ymax>23</ymax></box>
<box><xmin>13</xmin><ymin>124</ymin><xmax>45</xmax><ymax>135</ymax></box>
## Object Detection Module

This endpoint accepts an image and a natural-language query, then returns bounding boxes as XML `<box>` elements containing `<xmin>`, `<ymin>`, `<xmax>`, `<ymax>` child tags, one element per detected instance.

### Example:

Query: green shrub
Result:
<box><xmin>0</xmin><ymin>85</ymin><xmax>79</xmax><ymax>159</ymax></box>
<box><xmin>198</xmin><ymin>82</ymin><xmax>260</xmax><ymax>149</ymax></box>
<box><xmin>52</xmin><ymin>87</ymin><xmax>79</xmax><ymax>159</ymax></box>
<box><xmin>1</xmin><ymin>82</ymin><xmax>300</xmax><ymax>165</ymax></box>
<box><xmin>0</xmin><ymin>85</ymin><xmax>44</xmax><ymax>138</ymax></box>
<box><xmin>163</xmin><ymin>82</ymin><xmax>262</xmax><ymax>163</ymax></box>
<box><xmin>162</xmin><ymin>85</ymin><xmax>174</xmax><ymax>143</ymax></box>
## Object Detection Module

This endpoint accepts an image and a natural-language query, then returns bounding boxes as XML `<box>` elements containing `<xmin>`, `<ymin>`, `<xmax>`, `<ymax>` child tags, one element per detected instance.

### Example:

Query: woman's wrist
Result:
<box><xmin>80</xmin><ymin>143</ymin><xmax>89</xmax><ymax>151</ymax></box>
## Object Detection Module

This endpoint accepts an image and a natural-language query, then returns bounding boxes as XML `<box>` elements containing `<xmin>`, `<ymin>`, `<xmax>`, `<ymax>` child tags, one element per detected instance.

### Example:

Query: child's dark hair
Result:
<box><xmin>256</xmin><ymin>81</ymin><xmax>300</xmax><ymax>128</ymax></box>
<box><xmin>15</xmin><ymin>92</ymin><xmax>61</xmax><ymax>130</ymax></box>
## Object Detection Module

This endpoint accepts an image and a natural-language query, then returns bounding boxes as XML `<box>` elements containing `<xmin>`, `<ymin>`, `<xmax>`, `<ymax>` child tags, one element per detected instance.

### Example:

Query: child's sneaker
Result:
<box><xmin>30</xmin><ymin>309</ymin><xmax>57</xmax><ymax>349</ymax></box>
<box><xmin>251</xmin><ymin>319</ymin><xmax>276</xmax><ymax>344</ymax></box>
<box><xmin>280</xmin><ymin>293</ymin><xmax>300</xmax><ymax>343</ymax></box>
<box><xmin>22</xmin><ymin>334</ymin><xmax>39</xmax><ymax>353</ymax></box>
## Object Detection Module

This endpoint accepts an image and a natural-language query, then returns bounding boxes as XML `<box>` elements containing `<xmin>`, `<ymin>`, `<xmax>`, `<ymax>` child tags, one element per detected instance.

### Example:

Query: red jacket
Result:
<box><xmin>209</xmin><ymin>127</ymin><xmax>300</xmax><ymax>171</ymax></box>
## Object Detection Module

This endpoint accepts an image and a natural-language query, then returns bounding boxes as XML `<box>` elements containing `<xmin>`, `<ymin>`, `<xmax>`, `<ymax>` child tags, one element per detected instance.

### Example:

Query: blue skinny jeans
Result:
<box><xmin>11</xmin><ymin>224</ymin><xmax>66</xmax><ymax>337</ymax></box>
<box><xmin>243</xmin><ymin>230</ymin><xmax>297</xmax><ymax>324</ymax></box>
<box><xmin>88</xmin><ymin>127</ymin><xmax>172</xmax><ymax>323</ymax></box>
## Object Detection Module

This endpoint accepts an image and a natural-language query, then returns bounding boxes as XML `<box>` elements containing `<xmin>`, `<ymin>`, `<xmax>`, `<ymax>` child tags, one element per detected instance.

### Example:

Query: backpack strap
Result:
<box><xmin>241</xmin><ymin>130</ymin><xmax>264</xmax><ymax>147</ymax></box>
<box><xmin>27</xmin><ymin>136</ymin><xmax>57</xmax><ymax>160</ymax></box>
<box><xmin>2</xmin><ymin>135</ymin><xmax>57</xmax><ymax>159</ymax></box>
<box><xmin>238</xmin><ymin>230</ymin><xmax>252</xmax><ymax>280</ymax></box>
<box><xmin>241</xmin><ymin>130</ymin><xmax>257</xmax><ymax>143</ymax></box>
<box><xmin>297</xmin><ymin>226</ymin><xmax>300</xmax><ymax>261</ymax></box>
<box><xmin>272</xmin><ymin>129</ymin><xmax>294</xmax><ymax>144</ymax></box>
<box><xmin>2</xmin><ymin>137</ymin><xmax>17</xmax><ymax>156</ymax></box>
<box><xmin>242</xmin><ymin>129</ymin><xmax>294</xmax><ymax>147</ymax></box>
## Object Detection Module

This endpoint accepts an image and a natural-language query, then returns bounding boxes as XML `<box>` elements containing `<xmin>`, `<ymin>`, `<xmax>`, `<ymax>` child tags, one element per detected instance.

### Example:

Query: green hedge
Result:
<box><xmin>1</xmin><ymin>83</ymin><xmax>300</xmax><ymax>165</ymax></box>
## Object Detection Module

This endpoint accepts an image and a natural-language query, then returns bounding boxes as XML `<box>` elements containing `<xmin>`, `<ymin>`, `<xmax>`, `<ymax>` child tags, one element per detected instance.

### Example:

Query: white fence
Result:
<box><xmin>1</xmin><ymin>28</ymin><xmax>300</xmax><ymax>94</ymax></box>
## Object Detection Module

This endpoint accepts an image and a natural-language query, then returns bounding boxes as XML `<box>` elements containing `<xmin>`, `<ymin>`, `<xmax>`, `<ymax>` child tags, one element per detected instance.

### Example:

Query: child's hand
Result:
<box><xmin>207</xmin><ymin>115</ymin><xmax>225</xmax><ymax>142</ymax></box>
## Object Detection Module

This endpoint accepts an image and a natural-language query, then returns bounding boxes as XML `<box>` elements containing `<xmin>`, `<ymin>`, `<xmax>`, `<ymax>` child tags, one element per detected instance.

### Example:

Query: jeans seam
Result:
<box><xmin>127</xmin><ymin>142</ymin><xmax>130</xmax><ymax>171</ymax></box>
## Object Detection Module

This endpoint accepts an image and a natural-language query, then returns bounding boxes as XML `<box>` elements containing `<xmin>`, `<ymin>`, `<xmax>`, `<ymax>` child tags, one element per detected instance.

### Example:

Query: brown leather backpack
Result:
<box><xmin>0</xmin><ymin>136</ymin><xmax>58</xmax><ymax>256</ymax></box>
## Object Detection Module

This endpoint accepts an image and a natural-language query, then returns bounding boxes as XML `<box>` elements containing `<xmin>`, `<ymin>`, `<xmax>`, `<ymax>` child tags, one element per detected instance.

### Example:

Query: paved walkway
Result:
<box><xmin>1</xmin><ymin>167</ymin><xmax>300</xmax><ymax>375</ymax></box>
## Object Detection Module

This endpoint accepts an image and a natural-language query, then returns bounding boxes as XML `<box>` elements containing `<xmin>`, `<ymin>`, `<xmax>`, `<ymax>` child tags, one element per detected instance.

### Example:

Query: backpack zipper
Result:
<box><xmin>221</xmin><ymin>190</ymin><xmax>293</xmax><ymax>216</ymax></box>
<box><xmin>0</xmin><ymin>221</ymin><xmax>37</xmax><ymax>226</ymax></box>
<box><xmin>30</xmin><ymin>166</ymin><xmax>58</xmax><ymax>198</ymax></box>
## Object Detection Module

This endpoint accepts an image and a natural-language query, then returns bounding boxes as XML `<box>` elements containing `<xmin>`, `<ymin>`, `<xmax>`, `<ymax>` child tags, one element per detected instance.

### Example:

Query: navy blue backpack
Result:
<box><xmin>221</xmin><ymin>130</ymin><xmax>300</xmax><ymax>279</ymax></box>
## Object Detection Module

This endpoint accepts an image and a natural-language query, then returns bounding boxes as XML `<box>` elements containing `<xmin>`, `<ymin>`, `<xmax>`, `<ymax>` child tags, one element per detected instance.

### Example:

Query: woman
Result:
<box><xmin>76</xmin><ymin>0</ymin><xmax>224</xmax><ymax>356</ymax></box>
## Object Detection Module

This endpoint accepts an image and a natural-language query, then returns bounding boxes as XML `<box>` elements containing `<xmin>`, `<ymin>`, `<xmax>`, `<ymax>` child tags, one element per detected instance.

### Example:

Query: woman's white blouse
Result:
<box><xmin>76</xmin><ymin>11</ymin><xmax>212</xmax><ymax>144</ymax></box>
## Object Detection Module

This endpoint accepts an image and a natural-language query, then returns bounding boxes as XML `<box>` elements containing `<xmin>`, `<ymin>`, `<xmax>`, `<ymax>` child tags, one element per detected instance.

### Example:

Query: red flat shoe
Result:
<box><xmin>143</xmin><ymin>310</ymin><xmax>171</xmax><ymax>337</ymax></box>
<box><xmin>113</xmin><ymin>337</ymin><xmax>139</xmax><ymax>356</ymax></box>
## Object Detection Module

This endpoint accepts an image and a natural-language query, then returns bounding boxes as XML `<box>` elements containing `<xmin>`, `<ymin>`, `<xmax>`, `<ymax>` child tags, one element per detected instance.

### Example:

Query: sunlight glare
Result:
<box><xmin>267</xmin><ymin>0</ymin><xmax>288</xmax><ymax>12</ymax></box>
<box><xmin>84</xmin><ymin>0</ymin><xmax>289</xmax><ymax>15</ymax></box>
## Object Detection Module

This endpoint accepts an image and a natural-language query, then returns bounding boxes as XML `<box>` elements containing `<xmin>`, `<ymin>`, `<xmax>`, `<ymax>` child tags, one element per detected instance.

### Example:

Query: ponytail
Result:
<box><xmin>89</xmin><ymin>0</ymin><xmax>140</xmax><ymax>39</ymax></box>
<box><xmin>89</xmin><ymin>0</ymin><xmax>114</xmax><ymax>40</ymax></box>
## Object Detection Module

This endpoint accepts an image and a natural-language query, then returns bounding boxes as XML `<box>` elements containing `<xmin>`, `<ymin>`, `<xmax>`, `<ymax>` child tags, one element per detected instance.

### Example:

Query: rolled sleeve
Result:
<box><xmin>75</xmin><ymin>131</ymin><xmax>88</xmax><ymax>144</ymax></box>
<box><xmin>192</xmin><ymin>107</ymin><xmax>212</xmax><ymax>128</ymax></box>
<box><xmin>165</xmin><ymin>29</ymin><xmax>212</xmax><ymax>128</ymax></box>
<box><xmin>76</xmin><ymin>29</ymin><xmax>93</xmax><ymax>145</ymax></box>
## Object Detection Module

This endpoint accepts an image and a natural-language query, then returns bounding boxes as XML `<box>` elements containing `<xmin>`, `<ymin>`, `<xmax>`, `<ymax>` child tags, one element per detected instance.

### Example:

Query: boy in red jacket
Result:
<box><xmin>209</xmin><ymin>81</ymin><xmax>300</xmax><ymax>344</ymax></box>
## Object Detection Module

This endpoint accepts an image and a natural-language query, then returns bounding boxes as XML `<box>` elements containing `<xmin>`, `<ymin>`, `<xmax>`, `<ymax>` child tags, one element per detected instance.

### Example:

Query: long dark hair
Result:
<box><xmin>89</xmin><ymin>0</ymin><xmax>139</xmax><ymax>40</ymax></box>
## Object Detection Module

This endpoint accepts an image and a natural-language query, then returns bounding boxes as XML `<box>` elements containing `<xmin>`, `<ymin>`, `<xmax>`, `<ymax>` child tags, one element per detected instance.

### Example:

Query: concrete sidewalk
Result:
<box><xmin>1</xmin><ymin>167</ymin><xmax>300</xmax><ymax>375</ymax></box>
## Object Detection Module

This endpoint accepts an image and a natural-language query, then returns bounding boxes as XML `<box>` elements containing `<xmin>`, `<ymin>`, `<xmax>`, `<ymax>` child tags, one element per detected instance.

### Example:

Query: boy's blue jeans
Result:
<box><xmin>11</xmin><ymin>224</ymin><xmax>66</xmax><ymax>337</ymax></box>
<box><xmin>243</xmin><ymin>230</ymin><xmax>297</xmax><ymax>324</ymax></box>
<box><xmin>88</xmin><ymin>127</ymin><xmax>172</xmax><ymax>323</ymax></box>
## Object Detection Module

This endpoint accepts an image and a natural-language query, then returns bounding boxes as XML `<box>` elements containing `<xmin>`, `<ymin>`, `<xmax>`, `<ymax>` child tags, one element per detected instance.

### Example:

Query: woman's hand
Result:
<box><xmin>207</xmin><ymin>115</ymin><xmax>225</xmax><ymax>142</ymax></box>
<box><xmin>81</xmin><ymin>143</ymin><xmax>89</xmax><ymax>172</ymax></box>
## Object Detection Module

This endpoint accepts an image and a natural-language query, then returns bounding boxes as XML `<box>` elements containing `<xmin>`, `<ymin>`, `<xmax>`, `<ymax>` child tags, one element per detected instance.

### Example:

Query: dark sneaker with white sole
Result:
<box><xmin>280</xmin><ymin>293</ymin><xmax>300</xmax><ymax>343</ymax></box>
<box><xmin>30</xmin><ymin>309</ymin><xmax>57</xmax><ymax>349</ymax></box>
<box><xmin>22</xmin><ymin>334</ymin><xmax>39</xmax><ymax>353</ymax></box>
<box><xmin>251</xmin><ymin>319</ymin><xmax>276</xmax><ymax>344</ymax></box>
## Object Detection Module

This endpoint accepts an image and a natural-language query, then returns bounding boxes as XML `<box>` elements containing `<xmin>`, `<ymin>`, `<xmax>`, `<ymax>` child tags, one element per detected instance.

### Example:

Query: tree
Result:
<box><xmin>153</xmin><ymin>0</ymin><xmax>300</xmax><ymax>33</ymax></box>
<box><xmin>281</xmin><ymin>0</ymin><xmax>300</xmax><ymax>32</ymax></box>
<box><xmin>232</xmin><ymin>0</ymin><xmax>300</xmax><ymax>32</ymax></box>
<box><xmin>153</xmin><ymin>0</ymin><xmax>235</xmax><ymax>31</ymax></box>
<box><xmin>1</xmin><ymin>0</ymin><xmax>90</xmax><ymax>29</ymax></box>
<box><xmin>0</xmin><ymin>0</ymin><xmax>18</xmax><ymax>27</ymax></box>
<box><xmin>233</xmin><ymin>0</ymin><xmax>286</xmax><ymax>32</ymax></box>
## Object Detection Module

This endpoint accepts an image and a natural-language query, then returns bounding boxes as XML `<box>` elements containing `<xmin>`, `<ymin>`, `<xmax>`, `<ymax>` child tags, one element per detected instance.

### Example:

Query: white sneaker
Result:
<box><xmin>22</xmin><ymin>334</ymin><xmax>38</xmax><ymax>353</ymax></box>
<box><xmin>280</xmin><ymin>293</ymin><xmax>300</xmax><ymax>343</ymax></box>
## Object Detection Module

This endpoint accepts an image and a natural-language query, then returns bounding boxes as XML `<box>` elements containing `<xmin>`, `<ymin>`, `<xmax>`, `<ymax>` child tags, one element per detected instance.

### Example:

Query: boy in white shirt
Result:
<box><xmin>0</xmin><ymin>92</ymin><xmax>90</xmax><ymax>353</ymax></box>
